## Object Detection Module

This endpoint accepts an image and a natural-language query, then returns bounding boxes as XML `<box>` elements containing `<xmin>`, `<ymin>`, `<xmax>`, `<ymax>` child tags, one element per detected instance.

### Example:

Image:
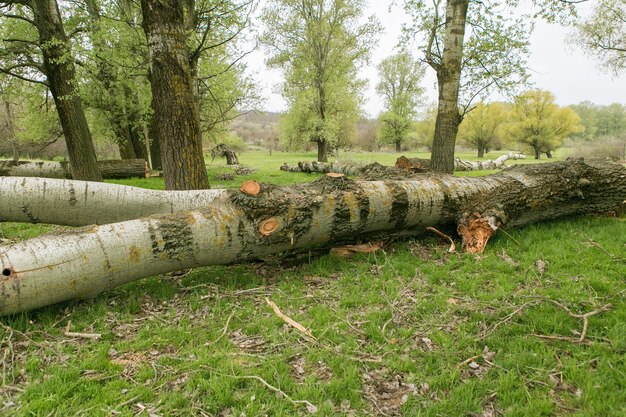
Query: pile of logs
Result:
<box><xmin>280</xmin><ymin>152</ymin><xmax>526</xmax><ymax>175</ymax></box>
<box><xmin>0</xmin><ymin>158</ymin><xmax>624</xmax><ymax>315</ymax></box>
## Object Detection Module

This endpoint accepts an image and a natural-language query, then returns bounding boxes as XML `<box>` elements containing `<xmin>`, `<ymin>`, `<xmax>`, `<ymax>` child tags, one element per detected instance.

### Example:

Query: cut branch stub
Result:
<box><xmin>326</xmin><ymin>172</ymin><xmax>344</xmax><ymax>178</ymax></box>
<box><xmin>457</xmin><ymin>213</ymin><xmax>499</xmax><ymax>254</ymax></box>
<box><xmin>240</xmin><ymin>180</ymin><xmax>261</xmax><ymax>196</ymax></box>
<box><xmin>259</xmin><ymin>218</ymin><xmax>281</xmax><ymax>236</ymax></box>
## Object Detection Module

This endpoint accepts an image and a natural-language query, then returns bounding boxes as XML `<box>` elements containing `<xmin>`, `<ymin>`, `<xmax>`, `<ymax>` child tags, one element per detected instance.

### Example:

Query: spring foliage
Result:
<box><xmin>507</xmin><ymin>90</ymin><xmax>583</xmax><ymax>159</ymax></box>
<box><xmin>260</xmin><ymin>0</ymin><xmax>380</xmax><ymax>160</ymax></box>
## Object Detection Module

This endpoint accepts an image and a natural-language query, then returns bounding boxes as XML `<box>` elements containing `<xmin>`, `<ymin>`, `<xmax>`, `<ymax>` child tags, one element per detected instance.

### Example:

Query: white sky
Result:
<box><xmin>245</xmin><ymin>1</ymin><xmax>626</xmax><ymax>117</ymax></box>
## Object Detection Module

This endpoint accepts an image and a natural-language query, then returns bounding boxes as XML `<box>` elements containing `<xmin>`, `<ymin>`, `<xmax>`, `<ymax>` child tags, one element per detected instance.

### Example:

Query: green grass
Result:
<box><xmin>1</xmin><ymin>150</ymin><xmax>624</xmax><ymax>416</ymax></box>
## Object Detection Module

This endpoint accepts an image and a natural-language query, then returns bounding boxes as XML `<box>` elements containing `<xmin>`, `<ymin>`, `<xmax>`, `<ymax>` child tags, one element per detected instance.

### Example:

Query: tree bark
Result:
<box><xmin>280</xmin><ymin>154</ymin><xmax>525</xmax><ymax>175</ymax></box>
<box><xmin>454</xmin><ymin>153</ymin><xmax>526</xmax><ymax>171</ymax></box>
<box><xmin>211</xmin><ymin>144</ymin><xmax>240</xmax><ymax>165</ymax></box>
<box><xmin>2</xmin><ymin>98</ymin><xmax>19</xmax><ymax>161</ymax></box>
<box><xmin>0</xmin><ymin>176</ymin><xmax>225</xmax><ymax>226</ymax></box>
<box><xmin>30</xmin><ymin>0</ymin><xmax>102</xmax><ymax>182</ymax></box>
<box><xmin>395</xmin><ymin>141</ymin><xmax>402</xmax><ymax>152</ymax></box>
<box><xmin>148</xmin><ymin>115</ymin><xmax>162</xmax><ymax>171</ymax></box>
<box><xmin>477</xmin><ymin>143</ymin><xmax>485</xmax><ymax>158</ymax></box>
<box><xmin>317</xmin><ymin>140</ymin><xmax>329</xmax><ymax>163</ymax></box>
<box><xmin>0</xmin><ymin>159</ymin><xmax>149</xmax><ymax>180</ymax></box>
<box><xmin>430</xmin><ymin>0</ymin><xmax>469</xmax><ymax>174</ymax></box>
<box><xmin>140</xmin><ymin>0</ymin><xmax>210</xmax><ymax>190</ymax></box>
<box><xmin>0</xmin><ymin>159</ymin><xmax>623</xmax><ymax>315</ymax></box>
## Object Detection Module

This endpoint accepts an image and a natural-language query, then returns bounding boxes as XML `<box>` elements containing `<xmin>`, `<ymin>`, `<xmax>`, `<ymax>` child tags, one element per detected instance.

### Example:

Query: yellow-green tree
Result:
<box><xmin>508</xmin><ymin>90</ymin><xmax>583</xmax><ymax>159</ymax></box>
<box><xmin>458</xmin><ymin>102</ymin><xmax>508</xmax><ymax>157</ymax></box>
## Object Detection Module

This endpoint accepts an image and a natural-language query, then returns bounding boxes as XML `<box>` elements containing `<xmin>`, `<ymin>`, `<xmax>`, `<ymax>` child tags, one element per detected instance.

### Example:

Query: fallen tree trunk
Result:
<box><xmin>0</xmin><ymin>177</ymin><xmax>226</xmax><ymax>226</ymax></box>
<box><xmin>280</xmin><ymin>153</ymin><xmax>526</xmax><ymax>175</ymax></box>
<box><xmin>453</xmin><ymin>153</ymin><xmax>526</xmax><ymax>171</ymax></box>
<box><xmin>0</xmin><ymin>159</ymin><xmax>624</xmax><ymax>315</ymax></box>
<box><xmin>0</xmin><ymin>159</ymin><xmax>149</xmax><ymax>179</ymax></box>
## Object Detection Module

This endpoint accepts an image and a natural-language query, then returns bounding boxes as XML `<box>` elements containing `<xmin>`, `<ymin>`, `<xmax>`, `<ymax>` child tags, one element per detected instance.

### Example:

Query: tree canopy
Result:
<box><xmin>576</xmin><ymin>0</ymin><xmax>626</xmax><ymax>74</ymax></box>
<box><xmin>260</xmin><ymin>0</ymin><xmax>380</xmax><ymax>162</ymax></box>
<box><xmin>507</xmin><ymin>90</ymin><xmax>583</xmax><ymax>159</ymax></box>
<box><xmin>376</xmin><ymin>51</ymin><xmax>426</xmax><ymax>152</ymax></box>
<box><xmin>457</xmin><ymin>102</ymin><xmax>508</xmax><ymax>157</ymax></box>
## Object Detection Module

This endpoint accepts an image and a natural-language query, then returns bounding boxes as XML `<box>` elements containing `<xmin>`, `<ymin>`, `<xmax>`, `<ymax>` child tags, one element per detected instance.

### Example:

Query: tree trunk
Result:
<box><xmin>0</xmin><ymin>176</ymin><xmax>225</xmax><ymax>226</ymax></box>
<box><xmin>317</xmin><ymin>140</ymin><xmax>329</xmax><ymax>163</ymax></box>
<box><xmin>211</xmin><ymin>144</ymin><xmax>239</xmax><ymax>165</ymax></box>
<box><xmin>0</xmin><ymin>159</ymin><xmax>149</xmax><ymax>180</ymax></box>
<box><xmin>395</xmin><ymin>141</ymin><xmax>402</xmax><ymax>152</ymax></box>
<box><xmin>148</xmin><ymin>115</ymin><xmax>162</xmax><ymax>171</ymax></box>
<box><xmin>534</xmin><ymin>147</ymin><xmax>541</xmax><ymax>159</ymax></box>
<box><xmin>430</xmin><ymin>0</ymin><xmax>469</xmax><ymax>174</ymax></box>
<box><xmin>31</xmin><ymin>0</ymin><xmax>102</xmax><ymax>182</ymax></box>
<box><xmin>140</xmin><ymin>0</ymin><xmax>209</xmax><ymax>190</ymax></box>
<box><xmin>545</xmin><ymin>150</ymin><xmax>553</xmax><ymax>158</ymax></box>
<box><xmin>2</xmin><ymin>98</ymin><xmax>19</xmax><ymax>161</ymax></box>
<box><xmin>0</xmin><ymin>159</ymin><xmax>623</xmax><ymax>315</ymax></box>
<box><xmin>477</xmin><ymin>143</ymin><xmax>485</xmax><ymax>158</ymax></box>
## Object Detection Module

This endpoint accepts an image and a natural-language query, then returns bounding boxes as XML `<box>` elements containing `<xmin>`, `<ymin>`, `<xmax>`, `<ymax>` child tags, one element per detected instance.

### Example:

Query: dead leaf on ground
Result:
<box><xmin>330</xmin><ymin>242</ymin><xmax>383</xmax><ymax>258</ymax></box>
<box><xmin>230</xmin><ymin>329</ymin><xmax>266</xmax><ymax>351</ymax></box>
<box><xmin>497</xmin><ymin>250</ymin><xmax>519</xmax><ymax>267</ymax></box>
<box><xmin>535</xmin><ymin>259</ymin><xmax>548</xmax><ymax>275</ymax></box>
<box><xmin>362</xmin><ymin>369</ymin><xmax>419</xmax><ymax>416</ymax></box>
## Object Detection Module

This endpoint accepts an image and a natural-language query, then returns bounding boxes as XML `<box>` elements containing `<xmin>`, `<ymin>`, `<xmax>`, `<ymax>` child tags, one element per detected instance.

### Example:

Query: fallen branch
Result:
<box><xmin>265</xmin><ymin>298</ymin><xmax>315</xmax><ymax>339</ymax></box>
<box><xmin>426</xmin><ymin>227</ymin><xmax>456</xmax><ymax>252</ymax></box>
<box><xmin>64</xmin><ymin>320</ymin><xmax>102</xmax><ymax>340</ymax></box>
<box><xmin>0</xmin><ymin>176</ymin><xmax>226</xmax><ymax>226</ymax></box>
<box><xmin>222</xmin><ymin>373</ymin><xmax>318</xmax><ymax>414</ymax></box>
<box><xmin>540</xmin><ymin>300</ymin><xmax>613</xmax><ymax>343</ymax></box>
<box><xmin>206</xmin><ymin>312</ymin><xmax>235</xmax><ymax>346</ymax></box>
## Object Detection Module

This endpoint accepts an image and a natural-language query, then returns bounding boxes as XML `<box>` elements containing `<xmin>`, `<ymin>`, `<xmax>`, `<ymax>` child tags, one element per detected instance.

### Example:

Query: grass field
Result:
<box><xmin>1</xmin><ymin>150</ymin><xmax>624</xmax><ymax>416</ymax></box>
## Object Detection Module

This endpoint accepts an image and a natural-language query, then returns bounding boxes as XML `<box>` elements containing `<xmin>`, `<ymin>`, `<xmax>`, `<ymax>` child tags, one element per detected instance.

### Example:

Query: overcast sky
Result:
<box><xmin>245</xmin><ymin>1</ymin><xmax>626</xmax><ymax>117</ymax></box>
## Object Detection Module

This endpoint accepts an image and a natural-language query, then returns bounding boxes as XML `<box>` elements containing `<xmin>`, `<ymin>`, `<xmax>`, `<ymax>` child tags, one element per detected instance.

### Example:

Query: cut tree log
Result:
<box><xmin>0</xmin><ymin>159</ymin><xmax>624</xmax><ymax>315</ymax></box>
<box><xmin>280</xmin><ymin>153</ymin><xmax>526</xmax><ymax>175</ymax></box>
<box><xmin>0</xmin><ymin>177</ymin><xmax>225</xmax><ymax>226</ymax></box>
<box><xmin>0</xmin><ymin>159</ymin><xmax>149</xmax><ymax>180</ymax></box>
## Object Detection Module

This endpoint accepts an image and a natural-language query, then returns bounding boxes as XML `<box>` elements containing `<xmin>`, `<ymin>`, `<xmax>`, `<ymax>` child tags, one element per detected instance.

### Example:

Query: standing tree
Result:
<box><xmin>376</xmin><ymin>51</ymin><xmax>426</xmax><ymax>152</ymax></box>
<box><xmin>507</xmin><ymin>90</ymin><xmax>583</xmax><ymax>159</ymax></box>
<box><xmin>0</xmin><ymin>0</ymin><xmax>102</xmax><ymax>181</ymax></box>
<box><xmin>458</xmin><ymin>102</ymin><xmax>508</xmax><ymax>157</ymax></box>
<box><xmin>401</xmin><ymin>0</ymin><xmax>580</xmax><ymax>173</ymax></box>
<box><xmin>575</xmin><ymin>0</ymin><xmax>625</xmax><ymax>74</ymax></box>
<box><xmin>140</xmin><ymin>0</ymin><xmax>210</xmax><ymax>190</ymax></box>
<box><xmin>260</xmin><ymin>0</ymin><xmax>380</xmax><ymax>162</ymax></box>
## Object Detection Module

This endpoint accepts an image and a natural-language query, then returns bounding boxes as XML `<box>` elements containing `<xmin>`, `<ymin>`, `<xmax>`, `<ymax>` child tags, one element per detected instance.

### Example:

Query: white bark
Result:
<box><xmin>0</xmin><ymin>176</ymin><xmax>488</xmax><ymax>314</ymax></box>
<box><xmin>0</xmin><ymin>160</ymin><xmax>70</xmax><ymax>178</ymax></box>
<box><xmin>0</xmin><ymin>177</ymin><xmax>226</xmax><ymax>226</ymax></box>
<box><xmin>1</xmin><ymin>160</ymin><xmax>625</xmax><ymax>315</ymax></box>
<box><xmin>0</xmin><ymin>159</ymin><xmax>149</xmax><ymax>179</ymax></box>
<box><xmin>454</xmin><ymin>153</ymin><xmax>526</xmax><ymax>171</ymax></box>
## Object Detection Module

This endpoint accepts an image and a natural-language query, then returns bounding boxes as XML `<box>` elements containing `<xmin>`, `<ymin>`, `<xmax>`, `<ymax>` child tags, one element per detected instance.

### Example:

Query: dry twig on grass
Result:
<box><xmin>64</xmin><ymin>320</ymin><xmax>101</xmax><ymax>340</ymax></box>
<box><xmin>265</xmin><ymin>297</ymin><xmax>315</xmax><ymax>340</ymax></box>
<box><xmin>219</xmin><ymin>372</ymin><xmax>318</xmax><ymax>414</ymax></box>
<box><xmin>205</xmin><ymin>312</ymin><xmax>235</xmax><ymax>346</ymax></box>
<box><xmin>426</xmin><ymin>227</ymin><xmax>456</xmax><ymax>252</ymax></box>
